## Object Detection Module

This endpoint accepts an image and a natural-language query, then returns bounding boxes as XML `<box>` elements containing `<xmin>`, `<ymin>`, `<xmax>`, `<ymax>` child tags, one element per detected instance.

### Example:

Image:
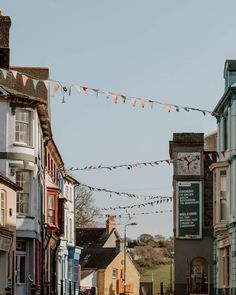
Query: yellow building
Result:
<box><xmin>80</xmin><ymin>248</ymin><xmax>140</xmax><ymax>295</ymax></box>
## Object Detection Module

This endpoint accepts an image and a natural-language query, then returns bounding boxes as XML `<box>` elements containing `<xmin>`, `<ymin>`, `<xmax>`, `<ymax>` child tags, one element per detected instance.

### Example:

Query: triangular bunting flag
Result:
<box><xmin>54</xmin><ymin>83</ymin><xmax>60</xmax><ymax>93</ymax></box>
<box><xmin>141</xmin><ymin>99</ymin><xmax>145</xmax><ymax>108</ymax></box>
<box><xmin>111</xmin><ymin>94</ymin><xmax>118</xmax><ymax>104</ymax></box>
<box><xmin>1</xmin><ymin>69</ymin><xmax>8</xmax><ymax>79</ymax></box>
<box><xmin>75</xmin><ymin>85</ymin><xmax>81</xmax><ymax>93</ymax></box>
<box><xmin>82</xmin><ymin>87</ymin><xmax>89</xmax><ymax>94</ymax></box>
<box><xmin>11</xmin><ymin>70</ymin><xmax>18</xmax><ymax>79</ymax></box>
<box><xmin>32</xmin><ymin>79</ymin><xmax>38</xmax><ymax>90</ymax></box>
<box><xmin>43</xmin><ymin>80</ymin><xmax>49</xmax><ymax>90</ymax></box>
<box><xmin>22</xmin><ymin>75</ymin><xmax>28</xmax><ymax>87</ymax></box>
<box><xmin>131</xmin><ymin>98</ymin><xmax>136</xmax><ymax>107</ymax></box>
<box><xmin>208</xmin><ymin>153</ymin><xmax>213</xmax><ymax>161</ymax></box>
<box><xmin>121</xmin><ymin>95</ymin><xmax>126</xmax><ymax>103</ymax></box>
<box><xmin>221</xmin><ymin>151</ymin><xmax>225</xmax><ymax>158</ymax></box>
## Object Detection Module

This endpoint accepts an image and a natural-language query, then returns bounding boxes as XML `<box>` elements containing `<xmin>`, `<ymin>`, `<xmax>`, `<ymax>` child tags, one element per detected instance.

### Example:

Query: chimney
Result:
<box><xmin>116</xmin><ymin>239</ymin><xmax>122</xmax><ymax>252</ymax></box>
<box><xmin>0</xmin><ymin>11</ymin><xmax>11</xmax><ymax>69</ymax></box>
<box><xmin>106</xmin><ymin>215</ymin><xmax>116</xmax><ymax>234</ymax></box>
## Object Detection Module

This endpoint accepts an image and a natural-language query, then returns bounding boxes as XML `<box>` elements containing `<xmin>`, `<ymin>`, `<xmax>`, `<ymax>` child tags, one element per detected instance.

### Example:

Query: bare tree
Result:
<box><xmin>75</xmin><ymin>185</ymin><xmax>100</xmax><ymax>228</ymax></box>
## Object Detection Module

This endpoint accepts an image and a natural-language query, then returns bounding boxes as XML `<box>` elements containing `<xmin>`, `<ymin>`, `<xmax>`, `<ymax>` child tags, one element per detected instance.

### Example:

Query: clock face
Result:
<box><xmin>177</xmin><ymin>152</ymin><xmax>201</xmax><ymax>175</ymax></box>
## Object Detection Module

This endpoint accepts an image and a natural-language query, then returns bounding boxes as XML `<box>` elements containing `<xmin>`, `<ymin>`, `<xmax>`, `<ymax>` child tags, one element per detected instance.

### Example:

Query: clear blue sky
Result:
<box><xmin>2</xmin><ymin>0</ymin><xmax>236</xmax><ymax>238</ymax></box>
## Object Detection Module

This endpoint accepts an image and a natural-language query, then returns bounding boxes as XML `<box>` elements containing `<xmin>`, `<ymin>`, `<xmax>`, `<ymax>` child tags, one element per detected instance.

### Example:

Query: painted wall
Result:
<box><xmin>102</xmin><ymin>252</ymin><xmax>140</xmax><ymax>295</ymax></box>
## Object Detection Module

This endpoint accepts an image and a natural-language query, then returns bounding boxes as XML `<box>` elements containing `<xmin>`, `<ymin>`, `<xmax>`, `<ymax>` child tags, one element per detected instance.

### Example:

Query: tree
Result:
<box><xmin>75</xmin><ymin>185</ymin><xmax>100</xmax><ymax>228</ymax></box>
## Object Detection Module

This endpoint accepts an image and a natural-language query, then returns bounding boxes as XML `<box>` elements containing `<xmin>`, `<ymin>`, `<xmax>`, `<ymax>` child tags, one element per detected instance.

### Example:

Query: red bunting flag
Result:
<box><xmin>221</xmin><ymin>151</ymin><xmax>225</xmax><ymax>158</ymax></box>
<box><xmin>82</xmin><ymin>87</ymin><xmax>89</xmax><ymax>94</ymax></box>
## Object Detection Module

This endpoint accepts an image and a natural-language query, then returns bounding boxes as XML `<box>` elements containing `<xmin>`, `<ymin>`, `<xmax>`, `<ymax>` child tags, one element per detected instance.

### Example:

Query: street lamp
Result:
<box><xmin>124</xmin><ymin>222</ymin><xmax>137</xmax><ymax>295</ymax></box>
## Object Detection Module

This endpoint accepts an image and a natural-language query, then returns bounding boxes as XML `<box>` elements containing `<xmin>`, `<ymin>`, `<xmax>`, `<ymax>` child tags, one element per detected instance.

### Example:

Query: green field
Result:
<box><xmin>140</xmin><ymin>264</ymin><xmax>171</xmax><ymax>294</ymax></box>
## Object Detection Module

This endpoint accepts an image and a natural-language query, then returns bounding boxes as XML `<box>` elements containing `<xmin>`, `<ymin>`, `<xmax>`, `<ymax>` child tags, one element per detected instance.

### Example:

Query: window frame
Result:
<box><xmin>213</xmin><ymin>166</ymin><xmax>229</xmax><ymax>224</ymax></box>
<box><xmin>16</xmin><ymin>170</ymin><xmax>31</xmax><ymax>216</ymax></box>
<box><xmin>15</xmin><ymin>109</ymin><xmax>32</xmax><ymax>146</ymax></box>
<box><xmin>47</xmin><ymin>189</ymin><xmax>58</xmax><ymax>227</ymax></box>
<box><xmin>0</xmin><ymin>190</ymin><xmax>7</xmax><ymax>226</ymax></box>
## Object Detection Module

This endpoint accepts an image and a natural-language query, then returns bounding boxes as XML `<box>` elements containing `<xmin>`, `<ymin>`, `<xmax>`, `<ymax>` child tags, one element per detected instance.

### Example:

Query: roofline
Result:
<box><xmin>0</xmin><ymin>173</ymin><xmax>21</xmax><ymax>191</ymax></box>
<box><xmin>213</xmin><ymin>86</ymin><xmax>236</xmax><ymax>113</ymax></box>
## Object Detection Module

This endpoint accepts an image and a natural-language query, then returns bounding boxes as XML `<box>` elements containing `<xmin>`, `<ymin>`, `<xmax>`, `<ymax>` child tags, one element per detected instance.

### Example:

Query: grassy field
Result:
<box><xmin>140</xmin><ymin>263</ymin><xmax>171</xmax><ymax>294</ymax></box>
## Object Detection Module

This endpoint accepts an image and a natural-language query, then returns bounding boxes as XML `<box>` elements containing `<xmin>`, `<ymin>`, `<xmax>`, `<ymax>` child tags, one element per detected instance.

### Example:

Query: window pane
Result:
<box><xmin>16</xmin><ymin>171</ymin><xmax>30</xmax><ymax>214</ymax></box>
<box><xmin>48</xmin><ymin>195</ymin><xmax>55</xmax><ymax>209</ymax></box>
<box><xmin>220</xmin><ymin>199</ymin><xmax>227</xmax><ymax>221</ymax></box>
<box><xmin>15</xmin><ymin>110</ymin><xmax>30</xmax><ymax>145</ymax></box>
<box><xmin>20</xmin><ymin>256</ymin><xmax>26</xmax><ymax>283</ymax></box>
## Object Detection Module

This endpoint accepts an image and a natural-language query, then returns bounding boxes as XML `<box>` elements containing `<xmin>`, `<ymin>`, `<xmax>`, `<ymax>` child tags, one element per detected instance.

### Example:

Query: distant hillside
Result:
<box><xmin>128</xmin><ymin>233</ymin><xmax>173</xmax><ymax>273</ymax></box>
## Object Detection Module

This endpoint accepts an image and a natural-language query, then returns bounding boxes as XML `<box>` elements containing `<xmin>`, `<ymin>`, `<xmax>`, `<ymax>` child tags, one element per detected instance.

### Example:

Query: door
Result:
<box><xmin>16</xmin><ymin>253</ymin><xmax>27</xmax><ymax>295</ymax></box>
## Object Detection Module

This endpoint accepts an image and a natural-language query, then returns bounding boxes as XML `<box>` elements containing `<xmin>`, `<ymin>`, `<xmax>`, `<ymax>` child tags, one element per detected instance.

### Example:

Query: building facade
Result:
<box><xmin>57</xmin><ymin>175</ymin><xmax>81</xmax><ymax>295</ymax></box>
<box><xmin>0</xmin><ymin>173</ymin><xmax>19</xmax><ymax>295</ymax></box>
<box><xmin>169</xmin><ymin>133</ymin><xmax>215</xmax><ymax>295</ymax></box>
<box><xmin>210</xmin><ymin>60</ymin><xmax>236</xmax><ymax>295</ymax></box>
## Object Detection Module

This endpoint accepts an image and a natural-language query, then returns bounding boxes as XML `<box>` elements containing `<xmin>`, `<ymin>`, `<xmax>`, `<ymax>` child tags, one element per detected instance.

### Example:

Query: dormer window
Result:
<box><xmin>15</xmin><ymin>110</ymin><xmax>31</xmax><ymax>145</ymax></box>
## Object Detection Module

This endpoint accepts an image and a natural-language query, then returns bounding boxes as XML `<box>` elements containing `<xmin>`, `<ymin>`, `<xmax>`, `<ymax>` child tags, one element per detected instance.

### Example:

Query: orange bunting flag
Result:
<box><xmin>82</xmin><ymin>87</ymin><xmax>89</xmax><ymax>94</ymax></box>
<box><xmin>22</xmin><ymin>75</ymin><xmax>28</xmax><ymax>87</ymax></box>
<box><xmin>131</xmin><ymin>98</ymin><xmax>136</xmax><ymax>107</ymax></box>
<box><xmin>54</xmin><ymin>83</ymin><xmax>60</xmax><ymax>93</ymax></box>
<box><xmin>141</xmin><ymin>99</ymin><xmax>145</xmax><ymax>108</ymax></box>
<box><xmin>112</xmin><ymin>94</ymin><xmax>118</xmax><ymax>104</ymax></box>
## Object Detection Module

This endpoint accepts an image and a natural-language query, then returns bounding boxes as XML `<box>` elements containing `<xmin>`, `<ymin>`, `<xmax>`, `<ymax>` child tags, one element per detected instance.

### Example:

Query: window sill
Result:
<box><xmin>13</xmin><ymin>142</ymin><xmax>34</xmax><ymax>149</ymax></box>
<box><xmin>17</xmin><ymin>215</ymin><xmax>35</xmax><ymax>219</ymax></box>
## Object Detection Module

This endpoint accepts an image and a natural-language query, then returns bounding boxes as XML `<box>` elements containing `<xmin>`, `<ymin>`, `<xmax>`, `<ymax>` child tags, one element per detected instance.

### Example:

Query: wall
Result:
<box><xmin>103</xmin><ymin>252</ymin><xmax>140</xmax><ymax>295</ymax></box>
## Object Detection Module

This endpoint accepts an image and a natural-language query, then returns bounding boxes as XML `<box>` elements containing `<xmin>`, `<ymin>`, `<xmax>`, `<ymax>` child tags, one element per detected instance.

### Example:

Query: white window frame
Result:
<box><xmin>0</xmin><ymin>190</ymin><xmax>7</xmax><ymax>226</ymax></box>
<box><xmin>16</xmin><ymin>171</ymin><xmax>31</xmax><ymax>215</ymax></box>
<box><xmin>15</xmin><ymin>109</ymin><xmax>32</xmax><ymax>146</ymax></box>
<box><xmin>213</xmin><ymin>167</ymin><xmax>229</xmax><ymax>224</ymax></box>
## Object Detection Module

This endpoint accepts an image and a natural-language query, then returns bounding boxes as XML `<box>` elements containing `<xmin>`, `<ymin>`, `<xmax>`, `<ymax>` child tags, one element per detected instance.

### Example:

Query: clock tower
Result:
<box><xmin>169</xmin><ymin>133</ymin><xmax>215</xmax><ymax>295</ymax></box>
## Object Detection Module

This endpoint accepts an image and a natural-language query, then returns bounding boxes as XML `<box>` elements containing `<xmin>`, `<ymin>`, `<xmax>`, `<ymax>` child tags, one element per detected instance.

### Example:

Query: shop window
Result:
<box><xmin>15</xmin><ymin>109</ymin><xmax>31</xmax><ymax>145</ymax></box>
<box><xmin>16</xmin><ymin>171</ymin><xmax>30</xmax><ymax>215</ymax></box>
<box><xmin>0</xmin><ymin>190</ymin><xmax>6</xmax><ymax>226</ymax></box>
<box><xmin>190</xmin><ymin>257</ymin><xmax>208</xmax><ymax>294</ymax></box>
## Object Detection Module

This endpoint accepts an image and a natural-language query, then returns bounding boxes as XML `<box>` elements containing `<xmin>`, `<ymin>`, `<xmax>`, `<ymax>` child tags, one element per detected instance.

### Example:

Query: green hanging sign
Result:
<box><xmin>176</xmin><ymin>181</ymin><xmax>202</xmax><ymax>239</ymax></box>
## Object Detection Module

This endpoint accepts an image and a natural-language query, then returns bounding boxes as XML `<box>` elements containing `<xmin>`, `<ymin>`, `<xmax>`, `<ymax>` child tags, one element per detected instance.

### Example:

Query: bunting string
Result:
<box><xmin>68</xmin><ymin>151</ymin><xmax>222</xmax><ymax>172</ymax></box>
<box><xmin>100</xmin><ymin>197</ymin><xmax>172</xmax><ymax>211</ymax></box>
<box><xmin>0</xmin><ymin>68</ymin><xmax>219</xmax><ymax>117</ymax></box>
<box><xmin>96</xmin><ymin>210</ymin><xmax>173</xmax><ymax>218</ymax></box>
<box><xmin>79</xmin><ymin>183</ymin><xmax>172</xmax><ymax>200</ymax></box>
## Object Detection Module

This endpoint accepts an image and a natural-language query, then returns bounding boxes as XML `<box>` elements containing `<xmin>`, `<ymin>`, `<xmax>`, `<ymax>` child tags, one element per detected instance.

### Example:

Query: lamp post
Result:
<box><xmin>124</xmin><ymin>222</ymin><xmax>137</xmax><ymax>295</ymax></box>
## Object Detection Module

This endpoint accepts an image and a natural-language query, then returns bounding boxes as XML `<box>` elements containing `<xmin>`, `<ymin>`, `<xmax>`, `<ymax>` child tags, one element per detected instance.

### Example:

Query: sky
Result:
<box><xmin>2</xmin><ymin>0</ymin><xmax>236</xmax><ymax>239</ymax></box>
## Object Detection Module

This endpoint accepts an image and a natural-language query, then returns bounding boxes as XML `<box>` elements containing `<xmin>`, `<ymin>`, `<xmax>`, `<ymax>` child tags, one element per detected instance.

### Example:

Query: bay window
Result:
<box><xmin>15</xmin><ymin>110</ymin><xmax>31</xmax><ymax>145</ymax></box>
<box><xmin>47</xmin><ymin>190</ymin><xmax>58</xmax><ymax>226</ymax></box>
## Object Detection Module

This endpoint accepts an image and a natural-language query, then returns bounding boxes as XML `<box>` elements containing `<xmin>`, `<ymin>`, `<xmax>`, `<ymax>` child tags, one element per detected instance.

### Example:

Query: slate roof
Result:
<box><xmin>80</xmin><ymin>248</ymin><xmax>119</xmax><ymax>269</ymax></box>
<box><xmin>76</xmin><ymin>228</ymin><xmax>112</xmax><ymax>248</ymax></box>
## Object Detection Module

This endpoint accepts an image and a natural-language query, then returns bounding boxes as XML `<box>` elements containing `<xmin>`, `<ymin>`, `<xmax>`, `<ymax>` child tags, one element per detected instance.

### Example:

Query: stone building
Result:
<box><xmin>169</xmin><ymin>133</ymin><xmax>216</xmax><ymax>295</ymax></box>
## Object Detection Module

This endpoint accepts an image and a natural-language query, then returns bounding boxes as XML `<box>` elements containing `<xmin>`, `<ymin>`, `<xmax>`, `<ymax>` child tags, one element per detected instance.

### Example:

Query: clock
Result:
<box><xmin>177</xmin><ymin>152</ymin><xmax>201</xmax><ymax>175</ymax></box>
